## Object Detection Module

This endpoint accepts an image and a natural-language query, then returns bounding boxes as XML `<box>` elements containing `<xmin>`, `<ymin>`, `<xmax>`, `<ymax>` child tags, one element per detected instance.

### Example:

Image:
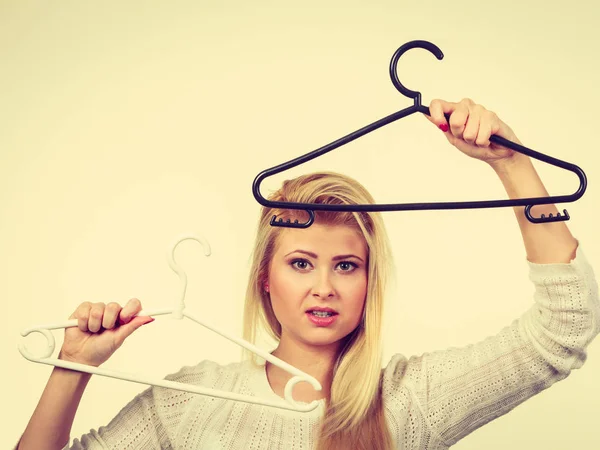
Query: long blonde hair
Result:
<box><xmin>243</xmin><ymin>172</ymin><xmax>395</xmax><ymax>449</ymax></box>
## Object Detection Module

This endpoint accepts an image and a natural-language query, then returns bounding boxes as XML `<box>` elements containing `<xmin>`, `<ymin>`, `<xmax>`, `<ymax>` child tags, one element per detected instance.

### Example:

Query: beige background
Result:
<box><xmin>2</xmin><ymin>0</ymin><xmax>599</xmax><ymax>448</ymax></box>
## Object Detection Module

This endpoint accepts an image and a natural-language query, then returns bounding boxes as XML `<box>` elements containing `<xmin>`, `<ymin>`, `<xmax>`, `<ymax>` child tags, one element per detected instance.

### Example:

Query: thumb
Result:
<box><xmin>114</xmin><ymin>316</ymin><xmax>155</xmax><ymax>346</ymax></box>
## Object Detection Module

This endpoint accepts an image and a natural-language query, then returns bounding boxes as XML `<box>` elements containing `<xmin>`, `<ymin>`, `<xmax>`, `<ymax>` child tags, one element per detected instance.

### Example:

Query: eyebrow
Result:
<box><xmin>284</xmin><ymin>249</ymin><xmax>364</xmax><ymax>263</ymax></box>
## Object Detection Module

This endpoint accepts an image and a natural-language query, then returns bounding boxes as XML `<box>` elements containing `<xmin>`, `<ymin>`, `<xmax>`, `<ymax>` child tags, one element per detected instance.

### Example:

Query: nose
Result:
<box><xmin>312</xmin><ymin>270</ymin><xmax>335</xmax><ymax>299</ymax></box>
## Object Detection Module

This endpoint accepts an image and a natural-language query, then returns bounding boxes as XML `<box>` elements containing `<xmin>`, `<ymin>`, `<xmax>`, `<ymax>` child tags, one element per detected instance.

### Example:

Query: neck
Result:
<box><xmin>266</xmin><ymin>337</ymin><xmax>343</xmax><ymax>401</ymax></box>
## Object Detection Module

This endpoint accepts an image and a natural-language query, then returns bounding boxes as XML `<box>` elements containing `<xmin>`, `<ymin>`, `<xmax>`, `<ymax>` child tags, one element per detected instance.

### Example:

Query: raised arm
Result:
<box><xmin>491</xmin><ymin>152</ymin><xmax>578</xmax><ymax>263</ymax></box>
<box><xmin>385</xmin><ymin>100</ymin><xmax>600</xmax><ymax>446</ymax></box>
<box><xmin>426</xmin><ymin>97</ymin><xmax>577</xmax><ymax>264</ymax></box>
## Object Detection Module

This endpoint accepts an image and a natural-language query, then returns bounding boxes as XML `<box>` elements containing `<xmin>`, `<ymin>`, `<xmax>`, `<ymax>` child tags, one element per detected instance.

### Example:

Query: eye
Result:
<box><xmin>291</xmin><ymin>259</ymin><xmax>312</xmax><ymax>271</ymax></box>
<box><xmin>337</xmin><ymin>261</ymin><xmax>358</xmax><ymax>272</ymax></box>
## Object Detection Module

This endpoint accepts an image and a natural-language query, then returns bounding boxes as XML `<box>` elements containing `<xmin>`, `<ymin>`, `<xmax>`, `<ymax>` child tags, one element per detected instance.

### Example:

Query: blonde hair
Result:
<box><xmin>243</xmin><ymin>172</ymin><xmax>395</xmax><ymax>450</ymax></box>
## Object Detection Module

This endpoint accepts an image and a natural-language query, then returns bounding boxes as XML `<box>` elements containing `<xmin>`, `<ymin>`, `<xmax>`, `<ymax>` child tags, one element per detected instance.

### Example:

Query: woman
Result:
<box><xmin>16</xmin><ymin>99</ymin><xmax>600</xmax><ymax>449</ymax></box>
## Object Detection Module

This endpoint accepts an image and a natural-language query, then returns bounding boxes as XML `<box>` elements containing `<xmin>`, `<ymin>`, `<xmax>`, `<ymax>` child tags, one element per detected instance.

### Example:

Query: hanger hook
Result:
<box><xmin>389</xmin><ymin>40</ymin><xmax>444</xmax><ymax>106</ymax></box>
<box><xmin>168</xmin><ymin>234</ymin><xmax>211</xmax><ymax>319</ymax></box>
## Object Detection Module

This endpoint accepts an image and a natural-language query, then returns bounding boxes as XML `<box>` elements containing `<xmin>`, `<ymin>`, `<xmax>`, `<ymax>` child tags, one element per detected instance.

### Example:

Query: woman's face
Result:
<box><xmin>267</xmin><ymin>223</ymin><xmax>368</xmax><ymax>351</ymax></box>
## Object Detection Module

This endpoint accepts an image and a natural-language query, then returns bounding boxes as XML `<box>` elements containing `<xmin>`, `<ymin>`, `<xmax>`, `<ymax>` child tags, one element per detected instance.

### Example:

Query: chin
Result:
<box><xmin>301</xmin><ymin>330</ymin><xmax>355</xmax><ymax>348</ymax></box>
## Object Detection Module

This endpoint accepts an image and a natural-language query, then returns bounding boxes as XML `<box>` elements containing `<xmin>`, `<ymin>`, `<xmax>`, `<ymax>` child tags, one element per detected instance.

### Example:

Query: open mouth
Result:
<box><xmin>307</xmin><ymin>310</ymin><xmax>337</xmax><ymax>318</ymax></box>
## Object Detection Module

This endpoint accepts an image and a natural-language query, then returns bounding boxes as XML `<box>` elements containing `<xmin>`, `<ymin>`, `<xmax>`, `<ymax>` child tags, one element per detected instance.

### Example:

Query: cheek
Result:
<box><xmin>270</xmin><ymin>268</ymin><xmax>297</xmax><ymax>297</ymax></box>
<box><xmin>270</xmin><ymin>262</ymin><xmax>316</xmax><ymax>294</ymax></box>
<box><xmin>346</xmin><ymin>269</ymin><xmax>368</xmax><ymax>294</ymax></box>
<box><xmin>345</xmin><ymin>274</ymin><xmax>368</xmax><ymax>310</ymax></box>
<box><xmin>268</xmin><ymin>268</ymin><xmax>308</xmax><ymax>317</ymax></box>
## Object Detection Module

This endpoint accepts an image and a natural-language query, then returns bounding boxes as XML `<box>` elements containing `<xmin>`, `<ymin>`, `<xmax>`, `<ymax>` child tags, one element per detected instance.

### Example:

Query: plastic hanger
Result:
<box><xmin>252</xmin><ymin>40</ymin><xmax>587</xmax><ymax>229</ymax></box>
<box><xmin>18</xmin><ymin>234</ymin><xmax>322</xmax><ymax>412</ymax></box>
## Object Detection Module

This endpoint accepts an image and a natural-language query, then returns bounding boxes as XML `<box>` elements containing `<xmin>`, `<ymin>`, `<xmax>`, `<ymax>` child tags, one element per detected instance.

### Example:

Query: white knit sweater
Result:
<box><xmin>27</xmin><ymin>243</ymin><xmax>600</xmax><ymax>449</ymax></box>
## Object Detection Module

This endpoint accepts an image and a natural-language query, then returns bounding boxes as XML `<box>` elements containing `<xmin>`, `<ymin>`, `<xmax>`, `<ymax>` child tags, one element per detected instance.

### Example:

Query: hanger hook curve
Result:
<box><xmin>389</xmin><ymin>40</ymin><xmax>444</xmax><ymax>104</ymax></box>
<box><xmin>168</xmin><ymin>234</ymin><xmax>211</xmax><ymax>271</ymax></box>
<box><xmin>168</xmin><ymin>234</ymin><xmax>211</xmax><ymax>319</ymax></box>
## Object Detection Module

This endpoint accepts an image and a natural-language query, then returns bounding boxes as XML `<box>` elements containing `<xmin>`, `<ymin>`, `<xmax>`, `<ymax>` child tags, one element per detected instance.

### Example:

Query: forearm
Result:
<box><xmin>18</xmin><ymin>365</ymin><xmax>92</xmax><ymax>450</ymax></box>
<box><xmin>490</xmin><ymin>152</ymin><xmax>578</xmax><ymax>264</ymax></box>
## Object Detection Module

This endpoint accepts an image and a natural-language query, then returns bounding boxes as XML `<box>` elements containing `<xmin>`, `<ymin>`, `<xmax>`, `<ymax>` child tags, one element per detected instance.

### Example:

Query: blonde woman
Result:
<box><xmin>17</xmin><ymin>99</ymin><xmax>600</xmax><ymax>450</ymax></box>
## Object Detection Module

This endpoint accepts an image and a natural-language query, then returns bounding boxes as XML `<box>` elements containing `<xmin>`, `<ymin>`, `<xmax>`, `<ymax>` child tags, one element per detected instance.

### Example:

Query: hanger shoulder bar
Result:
<box><xmin>254</xmin><ymin>132</ymin><xmax>586</xmax><ymax>214</ymax></box>
<box><xmin>22</xmin><ymin>355</ymin><xmax>318</xmax><ymax>412</ymax></box>
<box><xmin>252</xmin><ymin>105</ymin><xmax>421</xmax><ymax>199</ymax></box>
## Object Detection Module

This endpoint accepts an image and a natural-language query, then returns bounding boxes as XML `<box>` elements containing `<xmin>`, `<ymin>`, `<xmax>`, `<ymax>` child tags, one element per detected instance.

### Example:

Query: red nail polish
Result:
<box><xmin>439</xmin><ymin>123</ymin><xmax>449</xmax><ymax>132</ymax></box>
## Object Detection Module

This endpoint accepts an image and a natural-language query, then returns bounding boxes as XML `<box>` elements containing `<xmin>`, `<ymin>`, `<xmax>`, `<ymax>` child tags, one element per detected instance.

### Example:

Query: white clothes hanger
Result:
<box><xmin>18</xmin><ymin>234</ymin><xmax>322</xmax><ymax>412</ymax></box>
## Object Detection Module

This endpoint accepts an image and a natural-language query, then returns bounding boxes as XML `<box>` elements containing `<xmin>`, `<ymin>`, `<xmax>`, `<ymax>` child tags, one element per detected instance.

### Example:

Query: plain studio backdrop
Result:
<box><xmin>1</xmin><ymin>1</ymin><xmax>599</xmax><ymax>448</ymax></box>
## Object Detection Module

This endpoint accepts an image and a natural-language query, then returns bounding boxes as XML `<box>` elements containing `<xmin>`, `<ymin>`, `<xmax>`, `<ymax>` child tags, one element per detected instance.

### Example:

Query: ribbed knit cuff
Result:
<box><xmin>526</xmin><ymin>239</ymin><xmax>594</xmax><ymax>281</ymax></box>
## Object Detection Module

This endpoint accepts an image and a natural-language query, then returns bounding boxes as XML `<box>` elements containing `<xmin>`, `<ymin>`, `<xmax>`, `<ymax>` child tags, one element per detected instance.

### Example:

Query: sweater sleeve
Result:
<box><xmin>12</xmin><ymin>384</ymin><xmax>168</xmax><ymax>450</ymax></box>
<box><xmin>65</xmin><ymin>385</ymin><xmax>171</xmax><ymax>450</ymax></box>
<box><xmin>399</xmin><ymin>241</ymin><xmax>600</xmax><ymax>447</ymax></box>
<box><xmin>58</xmin><ymin>363</ymin><xmax>207</xmax><ymax>449</ymax></box>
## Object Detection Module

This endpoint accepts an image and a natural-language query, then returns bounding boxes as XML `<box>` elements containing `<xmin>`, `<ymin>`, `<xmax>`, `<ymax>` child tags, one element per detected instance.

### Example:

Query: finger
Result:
<box><xmin>475</xmin><ymin>112</ymin><xmax>493</xmax><ymax>147</ymax></box>
<box><xmin>449</xmin><ymin>99</ymin><xmax>471</xmax><ymax>138</ymax></box>
<box><xmin>88</xmin><ymin>302</ymin><xmax>105</xmax><ymax>333</ymax></box>
<box><xmin>103</xmin><ymin>302</ymin><xmax>122</xmax><ymax>330</ymax></box>
<box><xmin>73</xmin><ymin>302</ymin><xmax>92</xmax><ymax>332</ymax></box>
<box><xmin>427</xmin><ymin>99</ymin><xmax>455</xmax><ymax>131</ymax></box>
<box><xmin>119</xmin><ymin>298</ymin><xmax>142</xmax><ymax>325</ymax></box>
<box><xmin>113</xmin><ymin>316</ymin><xmax>155</xmax><ymax>347</ymax></box>
<box><xmin>462</xmin><ymin>106</ymin><xmax>481</xmax><ymax>145</ymax></box>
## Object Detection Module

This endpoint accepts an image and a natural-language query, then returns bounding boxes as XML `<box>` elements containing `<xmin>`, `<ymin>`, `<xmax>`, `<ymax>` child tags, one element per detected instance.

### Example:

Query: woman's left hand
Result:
<box><xmin>424</xmin><ymin>98</ymin><xmax>523</xmax><ymax>167</ymax></box>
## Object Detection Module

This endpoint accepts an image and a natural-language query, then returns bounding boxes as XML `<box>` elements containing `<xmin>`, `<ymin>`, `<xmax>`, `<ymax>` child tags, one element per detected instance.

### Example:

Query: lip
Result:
<box><xmin>306</xmin><ymin>311</ymin><xmax>338</xmax><ymax>327</ymax></box>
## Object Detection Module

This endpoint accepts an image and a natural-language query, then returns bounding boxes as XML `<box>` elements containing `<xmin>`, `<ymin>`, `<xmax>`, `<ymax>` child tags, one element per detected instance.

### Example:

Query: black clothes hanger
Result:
<box><xmin>252</xmin><ymin>40</ymin><xmax>587</xmax><ymax>229</ymax></box>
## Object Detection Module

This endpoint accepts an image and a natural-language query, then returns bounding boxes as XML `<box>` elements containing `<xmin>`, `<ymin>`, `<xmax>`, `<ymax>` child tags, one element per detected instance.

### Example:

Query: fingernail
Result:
<box><xmin>439</xmin><ymin>123</ymin><xmax>449</xmax><ymax>132</ymax></box>
<box><xmin>143</xmin><ymin>318</ymin><xmax>155</xmax><ymax>326</ymax></box>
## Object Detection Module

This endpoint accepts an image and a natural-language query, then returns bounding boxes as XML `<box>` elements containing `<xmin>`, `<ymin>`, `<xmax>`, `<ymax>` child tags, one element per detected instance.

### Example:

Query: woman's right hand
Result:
<box><xmin>59</xmin><ymin>298</ymin><xmax>154</xmax><ymax>367</ymax></box>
